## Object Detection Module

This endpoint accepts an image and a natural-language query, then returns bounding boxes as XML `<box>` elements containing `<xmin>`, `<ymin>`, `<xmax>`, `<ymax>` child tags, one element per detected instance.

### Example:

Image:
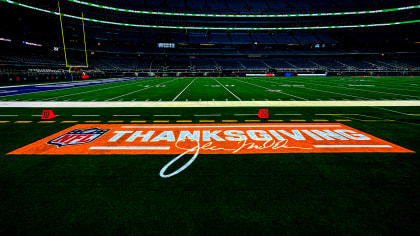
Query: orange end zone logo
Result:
<box><xmin>8</xmin><ymin>123</ymin><xmax>413</xmax><ymax>177</ymax></box>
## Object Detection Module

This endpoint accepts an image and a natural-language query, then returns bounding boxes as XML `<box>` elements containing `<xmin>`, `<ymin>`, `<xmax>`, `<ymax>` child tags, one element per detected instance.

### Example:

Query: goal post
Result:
<box><xmin>58</xmin><ymin>1</ymin><xmax>89</xmax><ymax>80</ymax></box>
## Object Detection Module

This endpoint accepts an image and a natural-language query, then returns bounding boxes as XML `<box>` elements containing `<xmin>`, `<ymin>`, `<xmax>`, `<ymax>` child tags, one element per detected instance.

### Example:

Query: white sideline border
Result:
<box><xmin>0</xmin><ymin>101</ymin><xmax>419</xmax><ymax>107</ymax></box>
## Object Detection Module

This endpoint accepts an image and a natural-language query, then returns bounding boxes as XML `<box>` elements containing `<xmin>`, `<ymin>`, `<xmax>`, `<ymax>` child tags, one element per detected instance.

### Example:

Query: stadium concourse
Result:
<box><xmin>0</xmin><ymin>0</ymin><xmax>419</xmax><ymax>235</ymax></box>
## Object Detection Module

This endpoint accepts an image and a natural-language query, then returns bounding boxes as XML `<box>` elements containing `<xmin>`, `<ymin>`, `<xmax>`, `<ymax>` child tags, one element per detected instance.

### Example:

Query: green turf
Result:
<box><xmin>0</xmin><ymin>106</ymin><xmax>419</xmax><ymax>235</ymax></box>
<box><xmin>1</xmin><ymin>76</ymin><xmax>419</xmax><ymax>101</ymax></box>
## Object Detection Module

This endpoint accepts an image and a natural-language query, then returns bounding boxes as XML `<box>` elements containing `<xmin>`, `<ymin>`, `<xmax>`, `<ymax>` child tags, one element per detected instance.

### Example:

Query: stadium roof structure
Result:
<box><xmin>68</xmin><ymin>0</ymin><xmax>420</xmax><ymax>18</ymax></box>
<box><xmin>1</xmin><ymin>0</ymin><xmax>420</xmax><ymax>31</ymax></box>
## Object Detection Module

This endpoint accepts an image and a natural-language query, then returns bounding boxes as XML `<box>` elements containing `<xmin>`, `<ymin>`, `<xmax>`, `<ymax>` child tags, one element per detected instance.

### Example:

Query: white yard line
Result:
<box><xmin>172</xmin><ymin>78</ymin><xmax>197</xmax><ymax>101</ymax></box>
<box><xmin>275</xmin><ymin>114</ymin><xmax>302</xmax><ymax>116</ymax></box>
<box><xmin>153</xmin><ymin>115</ymin><xmax>181</xmax><ymax>117</ymax></box>
<box><xmin>90</xmin><ymin>146</ymin><xmax>170</xmax><ymax>150</ymax></box>
<box><xmin>230</xmin><ymin>78</ymin><xmax>307</xmax><ymax>100</ymax></box>
<box><xmin>0</xmin><ymin>115</ymin><xmax>18</xmax><ymax>116</ymax></box>
<box><xmin>314</xmin><ymin>145</ymin><xmax>392</xmax><ymax>148</ymax></box>
<box><xmin>72</xmin><ymin>115</ymin><xmax>100</xmax><ymax>117</ymax></box>
<box><xmin>122</xmin><ymin>124</ymin><xmax>343</xmax><ymax>128</ymax></box>
<box><xmin>234</xmin><ymin>114</ymin><xmax>258</xmax><ymax>116</ymax></box>
<box><xmin>1</xmin><ymin>101</ymin><xmax>420</xmax><ymax>107</ymax></box>
<box><xmin>113</xmin><ymin>115</ymin><xmax>141</xmax><ymax>117</ymax></box>
<box><xmin>194</xmin><ymin>114</ymin><xmax>221</xmax><ymax>116</ymax></box>
<box><xmin>213</xmin><ymin>78</ymin><xmax>242</xmax><ymax>101</ymax></box>
<box><xmin>106</xmin><ymin>78</ymin><xmax>179</xmax><ymax>101</ymax></box>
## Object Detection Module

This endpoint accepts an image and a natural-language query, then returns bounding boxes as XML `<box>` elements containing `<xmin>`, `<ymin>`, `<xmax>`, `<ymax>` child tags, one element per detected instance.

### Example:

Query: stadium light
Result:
<box><xmin>68</xmin><ymin>0</ymin><xmax>420</xmax><ymax>18</ymax></box>
<box><xmin>0</xmin><ymin>37</ymin><xmax>12</xmax><ymax>42</ymax></box>
<box><xmin>1</xmin><ymin>0</ymin><xmax>420</xmax><ymax>31</ymax></box>
<box><xmin>23</xmin><ymin>41</ymin><xmax>42</xmax><ymax>46</ymax></box>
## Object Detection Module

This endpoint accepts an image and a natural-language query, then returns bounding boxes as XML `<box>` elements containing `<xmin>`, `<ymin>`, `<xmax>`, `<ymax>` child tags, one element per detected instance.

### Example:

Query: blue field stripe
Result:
<box><xmin>0</xmin><ymin>78</ymin><xmax>147</xmax><ymax>97</ymax></box>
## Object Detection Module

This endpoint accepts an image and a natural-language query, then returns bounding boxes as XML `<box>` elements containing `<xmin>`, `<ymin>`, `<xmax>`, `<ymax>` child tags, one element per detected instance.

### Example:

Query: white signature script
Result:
<box><xmin>159</xmin><ymin>138</ymin><xmax>311</xmax><ymax>178</ymax></box>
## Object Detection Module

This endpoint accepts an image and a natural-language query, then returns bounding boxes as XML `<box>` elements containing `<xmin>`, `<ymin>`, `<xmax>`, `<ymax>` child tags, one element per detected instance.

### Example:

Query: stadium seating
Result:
<box><xmin>209</xmin><ymin>33</ymin><xmax>232</xmax><ymax>44</ymax></box>
<box><xmin>188</xmin><ymin>33</ymin><xmax>209</xmax><ymax>44</ymax></box>
<box><xmin>230</xmin><ymin>33</ymin><xmax>253</xmax><ymax>45</ymax></box>
<box><xmin>214</xmin><ymin>59</ymin><xmax>244</xmax><ymax>70</ymax></box>
<box><xmin>293</xmin><ymin>33</ymin><xmax>323</xmax><ymax>44</ymax></box>
<box><xmin>242</xmin><ymin>60</ymin><xmax>267</xmax><ymax>70</ymax></box>
<box><xmin>271</xmin><ymin>33</ymin><xmax>300</xmax><ymax>44</ymax></box>
<box><xmin>250</xmin><ymin>33</ymin><xmax>276</xmax><ymax>44</ymax></box>
<box><xmin>190</xmin><ymin>58</ymin><xmax>217</xmax><ymax>70</ymax></box>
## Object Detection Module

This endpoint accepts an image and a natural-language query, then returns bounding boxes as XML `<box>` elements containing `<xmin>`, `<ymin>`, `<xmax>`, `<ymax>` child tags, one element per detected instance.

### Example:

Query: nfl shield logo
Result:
<box><xmin>47</xmin><ymin>128</ymin><xmax>110</xmax><ymax>147</ymax></box>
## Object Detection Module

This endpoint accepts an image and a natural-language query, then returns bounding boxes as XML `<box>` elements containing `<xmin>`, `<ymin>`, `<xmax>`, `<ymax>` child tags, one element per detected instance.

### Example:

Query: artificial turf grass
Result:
<box><xmin>0</xmin><ymin>106</ymin><xmax>419</xmax><ymax>235</ymax></box>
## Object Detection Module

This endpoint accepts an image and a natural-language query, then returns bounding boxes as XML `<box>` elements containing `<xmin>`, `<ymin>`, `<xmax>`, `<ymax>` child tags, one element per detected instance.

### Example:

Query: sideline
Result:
<box><xmin>0</xmin><ymin>100</ymin><xmax>419</xmax><ymax>107</ymax></box>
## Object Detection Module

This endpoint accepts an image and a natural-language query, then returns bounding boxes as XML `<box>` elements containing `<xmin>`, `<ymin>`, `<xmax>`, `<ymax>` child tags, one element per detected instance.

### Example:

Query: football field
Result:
<box><xmin>0</xmin><ymin>76</ymin><xmax>419</xmax><ymax>235</ymax></box>
<box><xmin>1</xmin><ymin>76</ymin><xmax>419</xmax><ymax>101</ymax></box>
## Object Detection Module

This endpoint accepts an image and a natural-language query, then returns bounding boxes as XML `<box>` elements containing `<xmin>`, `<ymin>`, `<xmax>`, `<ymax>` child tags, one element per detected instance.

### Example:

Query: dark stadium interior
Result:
<box><xmin>1</xmin><ymin>0</ymin><xmax>420</xmax><ymax>82</ymax></box>
<box><xmin>1</xmin><ymin>1</ymin><xmax>420</xmax><ymax>235</ymax></box>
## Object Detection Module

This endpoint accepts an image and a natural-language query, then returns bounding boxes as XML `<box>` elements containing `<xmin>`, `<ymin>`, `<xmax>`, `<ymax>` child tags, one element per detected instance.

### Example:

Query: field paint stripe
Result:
<box><xmin>358</xmin><ymin>114</ymin><xmax>391</xmax><ymax>120</ymax></box>
<box><xmin>108</xmin><ymin>120</ymin><xmax>124</xmax><ymax>123</ymax></box>
<box><xmin>3</xmin><ymin>101</ymin><xmax>420</xmax><ymax>107</ymax></box>
<box><xmin>194</xmin><ymin>114</ymin><xmax>221</xmax><ymax>117</ymax></box>
<box><xmin>72</xmin><ymin>115</ymin><xmax>100</xmax><ymax>117</ymax></box>
<box><xmin>245</xmin><ymin>120</ymin><xmax>261</xmax><ymax>122</ymax></box>
<box><xmin>0</xmin><ymin>78</ymin><xmax>128</xmax><ymax>89</ymax></box>
<box><xmin>230</xmin><ymin>78</ymin><xmax>307</xmax><ymax>100</ymax></box>
<box><xmin>275</xmin><ymin>114</ymin><xmax>302</xmax><ymax>116</ymax></box>
<box><xmin>234</xmin><ymin>114</ymin><xmax>258</xmax><ymax>116</ymax></box>
<box><xmin>40</xmin><ymin>78</ymin><xmax>153</xmax><ymax>100</ymax></box>
<box><xmin>113</xmin><ymin>115</ymin><xmax>140</xmax><ymax>117</ymax></box>
<box><xmin>268</xmin><ymin>120</ymin><xmax>283</xmax><ymax>122</ymax></box>
<box><xmin>176</xmin><ymin>120</ymin><xmax>192</xmax><ymax>123</ymax></box>
<box><xmin>130</xmin><ymin>120</ymin><xmax>147</xmax><ymax>123</ymax></box>
<box><xmin>84</xmin><ymin>121</ymin><xmax>101</xmax><ymax>123</ymax></box>
<box><xmin>0</xmin><ymin>78</ymin><xmax>142</xmax><ymax>98</ymax></box>
<box><xmin>316</xmin><ymin>114</ymin><xmax>359</xmax><ymax>116</ymax></box>
<box><xmin>106</xmin><ymin>78</ymin><xmax>180</xmax><ymax>101</ymax></box>
<box><xmin>222</xmin><ymin>120</ymin><xmax>238</xmax><ymax>122</ymax></box>
<box><xmin>199</xmin><ymin>120</ymin><xmax>215</xmax><ymax>122</ymax></box>
<box><xmin>15</xmin><ymin>121</ymin><xmax>32</xmax><ymax>123</ymax></box>
<box><xmin>61</xmin><ymin>121</ymin><xmax>78</xmax><ymax>123</ymax></box>
<box><xmin>335</xmin><ymin>119</ymin><xmax>352</xmax><ymax>121</ymax></box>
<box><xmin>172</xmin><ymin>78</ymin><xmax>197</xmax><ymax>101</ymax></box>
<box><xmin>90</xmin><ymin>146</ymin><xmax>170</xmax><ymax>150</ymax></box>
<box><xmin>213</xmin><ymin>78</ymin><xmax>242</xmax><ymax>101</ymax></box>
<box><xmin>0</xmin><ymin>121</ymin><xmax>10</xmax><ymax>123</ymax></box>
<box><xmin>153</xmin><ymin>115</ymin><xmax>181</xmax><ymax>117</ymax></box>
<box><xmin>0</xmin><ymin>115</ymin><xmax>18</xmax><ymax>117</ymax></box>
<box><xmin>314</xmin><ymin>145</ymin><xmax>392</xmax><ymax>148</ymax></box>
<box><xmin>38</xmin><ymin>121</ymin><xmax>55</xmax><ymax>123</ymax></box>
<box><xmin>122</xmin><ymin>125</ymin><xmax>342</xmax><ymax>128</ymax></box>
<box><xmin>154</xmin><ymin>120</ymin><xmax>170</xmax><ymax>123</ymax></box>
<box><xmin>33</xmin><ymin>114</ymin><xmax>61</xmax><ymax>117</ymax></box>
<box><xmin>371</xmin><ymin>106</ymin><xmax>419</xmax><ymax>116</ymax></box>
<box><xmin>290</xmin><ymin>120</ymin><xmax>306</xmax><ymax>122</ymax></box>
<box><xmin>313</xmin><ymin>119</ymin><xmax>329</xmax><ymax>121</ymax></box>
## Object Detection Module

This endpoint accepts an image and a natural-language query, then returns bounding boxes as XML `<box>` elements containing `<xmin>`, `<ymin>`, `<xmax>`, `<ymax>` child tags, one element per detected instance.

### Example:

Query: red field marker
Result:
<box><xmin>41</xmin><ymin>110</ymin><xmax>56</xmax><ymax>120</ymax></box>
<box><xmin>258</xmin><ymin>109</ymin><xmax>269</xmax><ymax>119</ymax></box>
